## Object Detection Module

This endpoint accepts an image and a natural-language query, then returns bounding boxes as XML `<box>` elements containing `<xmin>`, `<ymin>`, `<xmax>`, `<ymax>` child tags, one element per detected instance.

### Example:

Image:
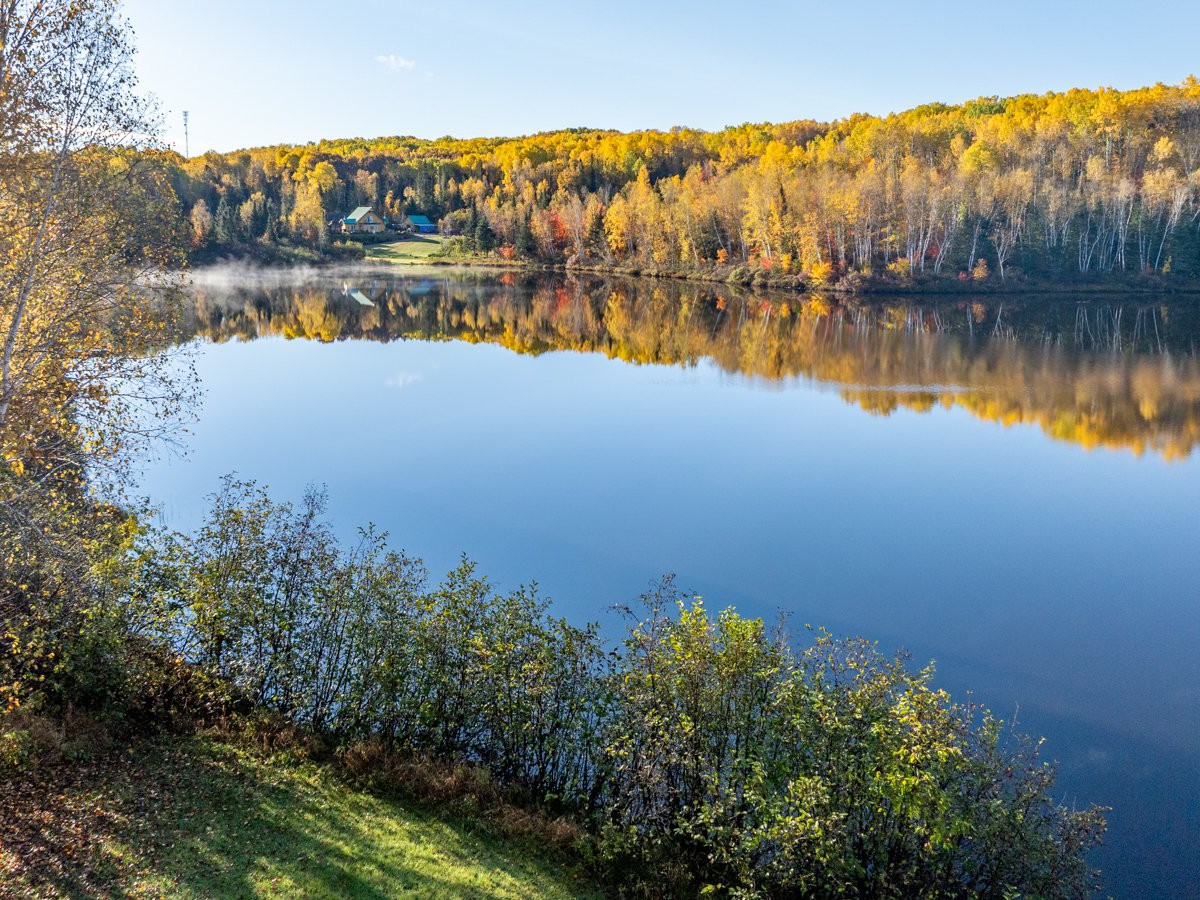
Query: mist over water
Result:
<box><xmin>146</xmin><ymin>269</ymin><xmax>1200</xmax><ymax>896</ymax></box>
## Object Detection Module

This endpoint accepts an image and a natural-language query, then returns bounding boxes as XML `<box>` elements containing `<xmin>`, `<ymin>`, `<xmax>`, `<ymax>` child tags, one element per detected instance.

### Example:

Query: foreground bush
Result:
<box><xmin>598</xmin><ymin>595</ymin><xmax>1104</xmax><ymax>897</ymax></box>
<box><xmin>2</xmin><ymin>476</ymin><xmax>1106</xmax><ymax>897</ymax></box>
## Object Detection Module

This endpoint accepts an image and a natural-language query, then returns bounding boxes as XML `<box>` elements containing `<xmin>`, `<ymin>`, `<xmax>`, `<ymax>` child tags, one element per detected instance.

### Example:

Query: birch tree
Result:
<box><xmin>0</xmin><ymin>0</ymin><xmax>189</xmax><ymax>496</ymax></box>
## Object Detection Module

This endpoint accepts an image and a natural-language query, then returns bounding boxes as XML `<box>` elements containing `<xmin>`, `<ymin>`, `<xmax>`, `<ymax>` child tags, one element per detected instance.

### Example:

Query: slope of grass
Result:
<box><xmin>365</xmin><ymin>235</ymin><xmax>451</xmax><ymax>264</ymax></box>
<box><xmin>0</xmin><ymin>736</ymin><xmax>598</xmax><ymax>898</ymax></box>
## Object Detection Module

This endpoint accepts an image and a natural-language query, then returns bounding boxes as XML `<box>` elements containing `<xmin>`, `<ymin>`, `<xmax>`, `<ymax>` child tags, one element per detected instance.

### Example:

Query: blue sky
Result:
<box><xmin>124</xmin><ymin>0</ymin><xmax>1200</xmax><ymax>154</ymax></box>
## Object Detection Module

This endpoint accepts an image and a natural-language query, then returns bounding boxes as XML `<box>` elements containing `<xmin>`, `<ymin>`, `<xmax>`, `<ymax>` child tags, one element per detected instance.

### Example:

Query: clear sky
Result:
<box><xmin>123</xmin><ymin>0</ymin><xmax>1200</xmax><ymax>155</ymax></box>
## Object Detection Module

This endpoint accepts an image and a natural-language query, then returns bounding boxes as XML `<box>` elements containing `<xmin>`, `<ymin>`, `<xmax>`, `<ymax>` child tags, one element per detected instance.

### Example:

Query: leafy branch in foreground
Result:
<box><xmin>0</xmin><ymin>0</ymin><xmax>194</xmax><ymax>507</ymax></box>
<box><xmin>0</xmin><ymin>2</ymin><xmax>197</xmax><ymax>769</ymax></box>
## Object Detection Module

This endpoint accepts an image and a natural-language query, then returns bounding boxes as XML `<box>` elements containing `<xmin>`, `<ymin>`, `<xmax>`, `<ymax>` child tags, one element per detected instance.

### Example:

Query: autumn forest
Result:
<box><xmin>173</xmin><ymin>80</ymin><xmax>1200</xmax><ymax>289</ymax></box>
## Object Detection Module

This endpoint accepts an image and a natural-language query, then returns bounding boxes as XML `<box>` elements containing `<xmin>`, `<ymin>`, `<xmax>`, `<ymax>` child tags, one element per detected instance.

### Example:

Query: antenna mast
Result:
<box><xmin>183</xmin><ymin>111</ymin><xmax>190</xmax><ymax>158</ymax></box>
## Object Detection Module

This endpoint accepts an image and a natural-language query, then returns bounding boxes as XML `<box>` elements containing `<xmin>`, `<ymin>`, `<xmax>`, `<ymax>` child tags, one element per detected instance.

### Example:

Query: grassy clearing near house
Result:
<box><xmin>364</xmin><ymin>234</ymin><xmax>453</xmax><ymax>265</ymax></box>
<box><xmin>0</xmin><ymin>736</ymin><xmax>598</xmax><ymax>899</ymax></box>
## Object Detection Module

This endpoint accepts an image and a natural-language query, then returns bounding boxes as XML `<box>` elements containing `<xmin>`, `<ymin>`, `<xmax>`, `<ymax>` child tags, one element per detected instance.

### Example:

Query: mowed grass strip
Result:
<box><xmin>364</xmin><ymin>235</ymin><xmax>450</xmax><ymax>264</ymax></box>
<box><xmin>0</xmin><ymin>737</ymin><xmax>598</xmax><ymax>899</ymax></box>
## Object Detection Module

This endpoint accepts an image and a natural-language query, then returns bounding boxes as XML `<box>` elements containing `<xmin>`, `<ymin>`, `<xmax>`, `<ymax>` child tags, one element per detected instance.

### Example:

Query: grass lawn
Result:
<box><xmin>365</xmin><ymin>235</ymin><xmax>452</xmax><ymax>265</ymax></box>
<box><xmin>0</xmin><ymin>736</ymin><xmax>598</xmax><ymax>898</ymax></box>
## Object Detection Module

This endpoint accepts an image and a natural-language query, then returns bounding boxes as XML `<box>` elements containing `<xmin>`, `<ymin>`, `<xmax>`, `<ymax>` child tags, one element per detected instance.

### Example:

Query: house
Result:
<box><xmin>342</xmin><ymin>206</ymin><xmax>386</xmax><ymax>235</ymax></box>
<box><xmin>406</xmin><ymin>214</ymin><xmax>437</xmax><ymax>234</ymax></box>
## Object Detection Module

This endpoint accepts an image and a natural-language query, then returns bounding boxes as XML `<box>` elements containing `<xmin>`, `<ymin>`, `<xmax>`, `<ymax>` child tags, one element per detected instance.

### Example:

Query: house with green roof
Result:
<box><xmin>406</xmin><ymin>214</ymin><xmax>437</xmax><ymax>234</ymax></box>
<box><xmin>342</xmin><ymin>206</ymin><xmax>385</xmax><ymax>235</ymax></box>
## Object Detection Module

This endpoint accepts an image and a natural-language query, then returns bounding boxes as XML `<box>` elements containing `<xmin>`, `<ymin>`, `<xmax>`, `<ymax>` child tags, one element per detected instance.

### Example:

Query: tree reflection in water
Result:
<box><xmin>188</xmin><ymin>272</ymin><xmax>1200</xmax><ymax>460</ymax></box>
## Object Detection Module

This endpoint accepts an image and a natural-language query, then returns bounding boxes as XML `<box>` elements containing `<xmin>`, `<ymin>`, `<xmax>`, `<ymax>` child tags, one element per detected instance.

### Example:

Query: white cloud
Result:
<box><xmin>385</xmin><ymin>371</ymin><xmax>423</xmax><ymax>389</ymax></box>
<box><xmin>376</xmin><ymin>54</ymin><xmax>417</xmax><ymax>72</ymax></box>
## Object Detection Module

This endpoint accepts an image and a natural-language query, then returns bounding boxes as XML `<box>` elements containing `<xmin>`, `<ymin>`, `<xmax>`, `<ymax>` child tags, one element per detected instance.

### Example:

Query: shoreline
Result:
<box><xmin>186</xmin><ymin>246</ymin><xmax>1200</xmax><ymax>297</ymax></box>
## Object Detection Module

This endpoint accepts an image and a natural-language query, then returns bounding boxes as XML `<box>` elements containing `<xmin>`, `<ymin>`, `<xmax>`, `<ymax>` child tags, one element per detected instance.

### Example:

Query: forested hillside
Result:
<box><xmin>171</xmin><ymin>80</ymin><xmax>1200</xmax><ymax>287</ymax></box>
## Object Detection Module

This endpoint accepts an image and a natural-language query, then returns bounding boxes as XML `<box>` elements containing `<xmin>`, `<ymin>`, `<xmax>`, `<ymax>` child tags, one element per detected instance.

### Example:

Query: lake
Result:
<box><xmin>141</xmin><ymin>269</ymin><xmax>1200</xmax><ymax>896</ymax></box>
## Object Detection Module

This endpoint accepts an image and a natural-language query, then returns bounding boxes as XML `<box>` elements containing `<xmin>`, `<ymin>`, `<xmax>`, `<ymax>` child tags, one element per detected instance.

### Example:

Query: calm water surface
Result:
<box><xmin>142</xmin><ymin>270</ymin><xmax>1200</xmax><ymax>896</ymax></box>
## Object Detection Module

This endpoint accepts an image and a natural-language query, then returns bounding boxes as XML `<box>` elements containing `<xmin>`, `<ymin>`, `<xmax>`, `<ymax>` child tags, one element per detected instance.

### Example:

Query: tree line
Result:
<box><xmin>172</xmin><ymin>80</ymin><xmax>1200</xmax><ymax>286</ymax></box>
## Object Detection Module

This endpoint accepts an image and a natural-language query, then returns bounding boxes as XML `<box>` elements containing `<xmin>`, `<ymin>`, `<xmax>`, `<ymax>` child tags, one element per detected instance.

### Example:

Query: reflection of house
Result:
<box><xmin>406</xmin><ymin>279</ymin><xmax>436</xmax><ymax>297</ymax></box>
<box><xmin>342</xmin><ymin>206</ymin><xmax>385</xmax><ymax>234</ymax></box>
<box><xmin>406</xmin><ymin>214</ymin><xmax>437</xmax><ymax>234</ymax></box>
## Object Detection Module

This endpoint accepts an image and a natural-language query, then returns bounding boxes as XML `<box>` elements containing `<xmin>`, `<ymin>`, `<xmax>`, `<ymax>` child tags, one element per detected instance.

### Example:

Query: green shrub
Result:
<box><xmin>2</xmin><ymin>477</ymin><xmax>1106</xmax><ymax>897</ymax></box>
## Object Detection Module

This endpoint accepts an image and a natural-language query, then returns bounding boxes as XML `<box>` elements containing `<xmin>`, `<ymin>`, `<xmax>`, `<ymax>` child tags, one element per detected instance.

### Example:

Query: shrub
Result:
<box><xmin>807</xmin><ymin>259</ymin><xmax>835</xmax><ymax>285</ymax></box>
<box><xmin>3</xmin><ymin>479</ymin><xmax>1106</xmax><ymax>897</ymax></box>
<box><xmin>594</xmin><ymin>584</ymin><xmax>1105</xmax><ymax>898</ymax></box>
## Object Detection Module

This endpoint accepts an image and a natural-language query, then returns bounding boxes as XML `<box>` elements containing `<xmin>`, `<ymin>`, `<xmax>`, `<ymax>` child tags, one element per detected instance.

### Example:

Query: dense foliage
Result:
<box><xmin>0</xmin><ymin>0</ymin><xmax>189</xmax><ymax>485</ymax></box>
<box><xmin>3</xmin><ymin>476</ymin><xmax>1106</xmax><ymax>897</ymax></box>
<box><xmin>0</xmin><ymin>0</ymin><xmax>192</xmax><ymax>736</ymax></box>
<box><xmin>175</xmin><ymin>80</ymin><xmax>1200</xmax><ymax>286</ymax></box>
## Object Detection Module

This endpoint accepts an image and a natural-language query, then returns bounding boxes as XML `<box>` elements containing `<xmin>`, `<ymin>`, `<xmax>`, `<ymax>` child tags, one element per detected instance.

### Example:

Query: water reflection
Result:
<box><xmin>190</xmin><ymin>273</ymin><xmax>1200</xmax><ymax>460</ymax></box>
<box><xmin>164</xmin><ymin>269</ymin><xmax>1200</xmax><ymax>895</ymax></box>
